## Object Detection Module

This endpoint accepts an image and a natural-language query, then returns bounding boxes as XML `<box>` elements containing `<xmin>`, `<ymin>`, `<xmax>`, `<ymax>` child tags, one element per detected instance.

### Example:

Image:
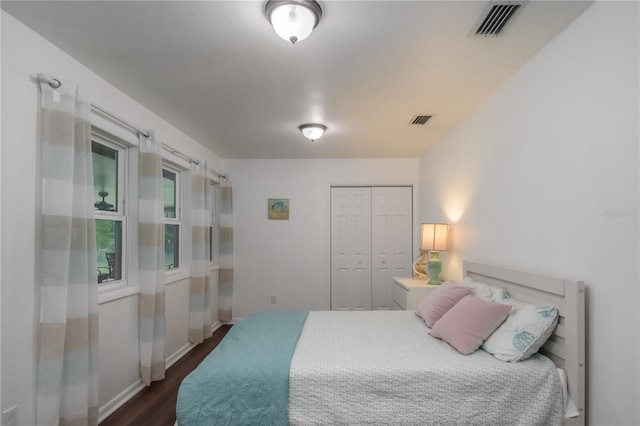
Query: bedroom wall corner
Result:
<box><xmin>417</xmin><ymin>2</ymin><xmax>639</xmax><ymax>424</ymax></box>
<box><xmin>226</xmin><ymin>158</ymin><xmax>420</xmax><ymax>319</ymax></box>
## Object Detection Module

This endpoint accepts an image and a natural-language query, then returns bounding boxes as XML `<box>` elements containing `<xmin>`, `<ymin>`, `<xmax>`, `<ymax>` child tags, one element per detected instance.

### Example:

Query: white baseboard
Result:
<box><xmin>99</xmin><ymin>379</ymin><xmax>145</xmax><ymax>423</ymax></box>
<box><xmin>99</xmin><ymin>341</ymin><xmax>195</xmax><ymax>422</ymax></box>
<box><xmin>166</xmin><ymin>342</ymin><xmax>197</xmax><ymax>369</ymax></box>
<box><xmin>167</xmin><ymin>321</ymin><xmax>225</xmax><ymax>368</ymax></box>
<box><xmin>210</xmin><ymin>320</ymin><xmax>223</xmax><ymax>333</ymax></box>
<box><xmin>99</xmin><ymin>321</ymin><xmax>228</xmax><ymax>422</ymax></box>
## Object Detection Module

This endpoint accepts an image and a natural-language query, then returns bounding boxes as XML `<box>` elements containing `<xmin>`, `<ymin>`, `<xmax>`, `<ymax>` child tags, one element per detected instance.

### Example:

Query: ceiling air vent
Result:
<box><xmin>410</xmin><ymin>115</ymin><xmax>432</xmax><ymax>126</ymax></box>
<box><xmin>472</xmin><ymin>2</ymin><xmax>525</xmax><ymax>37</ymax></box>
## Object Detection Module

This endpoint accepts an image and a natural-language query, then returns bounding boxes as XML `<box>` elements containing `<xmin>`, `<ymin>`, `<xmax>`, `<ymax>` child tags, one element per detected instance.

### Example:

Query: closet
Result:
<box><xmin>330</xmin><ymin>186</ymin><xmax>413</xmax><ymax>310</ymax></box>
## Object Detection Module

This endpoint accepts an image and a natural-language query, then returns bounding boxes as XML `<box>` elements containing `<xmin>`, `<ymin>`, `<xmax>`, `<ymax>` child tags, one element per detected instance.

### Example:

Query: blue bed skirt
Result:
<box><xmin>176</xmin><ymin>310</ymin><xmax>309</xmax><ymax>426</ymax></box>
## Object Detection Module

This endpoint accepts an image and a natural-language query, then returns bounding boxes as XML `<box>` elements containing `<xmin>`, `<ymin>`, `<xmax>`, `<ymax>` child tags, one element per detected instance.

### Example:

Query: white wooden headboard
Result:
<box><xmin>463</xmin><ymin>261</ymin><xmax>586</xmax><ymax>425</ymax></box>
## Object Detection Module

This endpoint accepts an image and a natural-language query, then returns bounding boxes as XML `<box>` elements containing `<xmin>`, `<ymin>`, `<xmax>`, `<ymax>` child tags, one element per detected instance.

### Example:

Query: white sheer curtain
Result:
<box><xmin>188</xmin><ymin>161</ymin><xmax>212</xmax><ymax>343</ymax></box>
<box><xmin>138</xmin><ymin>131</ymin><xmax>166</xmax><ymax>385</ymax></box>
<box><xmin>219</xmin><ymin>179</ymin><xmax>234</xmax><ymax>322</ymax></box>
<box><xmin>36</xmin><ymin>75</ymin><xmax>99</xmax><ymax>425</ymax></box>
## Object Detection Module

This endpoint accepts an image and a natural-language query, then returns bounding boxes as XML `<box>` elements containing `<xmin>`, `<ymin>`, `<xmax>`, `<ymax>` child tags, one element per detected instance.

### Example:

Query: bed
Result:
<box><xmin>177</xmin><ymin>261</ymin><xmax>585</xmax><ymax>425</ymax></box>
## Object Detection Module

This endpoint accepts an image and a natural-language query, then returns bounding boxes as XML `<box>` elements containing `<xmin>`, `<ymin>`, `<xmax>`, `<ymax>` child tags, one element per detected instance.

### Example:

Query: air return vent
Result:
<box><xmin>410</xmin><ymin>115</ymin><xmax>432</xmax><ymax>126</ymax></box>
<box><xmin>472</xmin><ymin>2</ymin><xmax>524</xmax><ymax>37</ymax></box>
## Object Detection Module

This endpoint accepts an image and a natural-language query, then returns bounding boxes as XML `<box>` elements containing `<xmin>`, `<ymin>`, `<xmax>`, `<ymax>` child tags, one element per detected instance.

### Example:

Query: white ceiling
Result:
<box><xmin>2</xmin><ymin>0</ymin><xmax>593</xmax><ymax>159</ymax></box>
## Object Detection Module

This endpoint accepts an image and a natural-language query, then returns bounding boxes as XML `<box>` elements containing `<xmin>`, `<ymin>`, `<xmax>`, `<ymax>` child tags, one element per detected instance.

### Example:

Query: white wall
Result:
<box><xmin>1</xmin><ymin>12</ymin><xmax>224</xmax><ymax>424</ymax></box>
<box><xmin>419</xmin><ymin>2</ymin><xmax>639</xmax><ymax>424</ymax></box>
<box><xmin>4</xmin><ymin>1</ymin><xmax>638</xmax><ymax>424</ymax></box>
<box><xmin>228</xmin><ymin>158</ymin><xmax>420</xmax><ymax>318</ymax></box>
<box><xmin>97</xmin><ymin>272</ymin><xmax>218</xmax><ymax>415</ymax></box>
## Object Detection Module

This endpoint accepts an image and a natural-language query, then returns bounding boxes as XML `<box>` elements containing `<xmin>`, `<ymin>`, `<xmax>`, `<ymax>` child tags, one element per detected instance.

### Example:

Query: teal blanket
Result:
<box><xmin>176</xmin><ymin>311</ymin><xmax>309</xmax><ymax>426</ymax></box>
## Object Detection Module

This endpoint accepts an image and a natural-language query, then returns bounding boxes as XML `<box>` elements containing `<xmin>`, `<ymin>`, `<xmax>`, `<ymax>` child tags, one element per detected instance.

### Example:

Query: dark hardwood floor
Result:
<box><xmin>100</xmin><ymin>325</ymin><xmax>231</xmax><ymax>426</ymax></box>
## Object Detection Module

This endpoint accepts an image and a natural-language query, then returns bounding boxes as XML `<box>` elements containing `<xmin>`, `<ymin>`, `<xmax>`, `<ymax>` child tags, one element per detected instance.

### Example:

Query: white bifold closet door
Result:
<box><xmin>371</xmin><ymin>186</ymin><xmax>413</xmax><ymax>309</ymax></box>
<box><xmin>331</xmin><ymin>187</ymin><xmax>372</xmax><ymax>310</ymax></box>
<box><xmin>331</xmin><ymin>186</ymin><xmax>412</xmax><ymax>311</ymax></box>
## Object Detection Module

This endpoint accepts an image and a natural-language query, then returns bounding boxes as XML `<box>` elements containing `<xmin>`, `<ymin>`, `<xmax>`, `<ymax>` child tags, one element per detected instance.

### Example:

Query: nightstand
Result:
<box><xmin>392</xmin><ymin>277</ymin><xmax>439</xmax><ymax>310</ymax></box>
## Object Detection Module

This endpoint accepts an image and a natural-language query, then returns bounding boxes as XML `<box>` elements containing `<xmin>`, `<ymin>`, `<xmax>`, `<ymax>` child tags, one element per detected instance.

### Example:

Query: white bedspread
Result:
<box><xmin>289</xmin><ymin>311</ymin><xmax>563</xmax><ymax>426</ymax></box>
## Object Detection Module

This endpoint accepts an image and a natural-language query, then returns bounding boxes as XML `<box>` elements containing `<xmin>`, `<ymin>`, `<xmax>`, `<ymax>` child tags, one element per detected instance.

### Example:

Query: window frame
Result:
<box><xmin>209</xmin><ymin>178</ymin><xmax>221</xmax><ymax>269</ymax></box>
<box><xmin>90</xmin><ymin>115</ymin><xmax>142</xmax><ymax>305</ymax></box>
<box><xmin>162</xmin><ymin>161</ymin><xmax>185</xmax><ymax>278</ymax></box>
<box><xmin>92</xmin><ymin>133</ymin><xmax>128</xmax><ymax>293</ymax></box>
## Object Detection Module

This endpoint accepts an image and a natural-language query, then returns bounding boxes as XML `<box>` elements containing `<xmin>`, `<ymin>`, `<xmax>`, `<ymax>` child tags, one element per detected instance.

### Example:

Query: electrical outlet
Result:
<box><xmin>270</xmin><ymin>295</ymin><xmax>277</xmax><ymax>304</ymax></box>
<box><xmin>2</xmin><ymin>405</ymin><xmax>18</xmax><ymax>426</ymax></box>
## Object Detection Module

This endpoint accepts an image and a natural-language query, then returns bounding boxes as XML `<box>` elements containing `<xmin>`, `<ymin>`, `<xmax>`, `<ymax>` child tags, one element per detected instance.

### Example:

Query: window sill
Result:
<box><xmin>165</xmin><ymin>268</ymin><xmax>190</xmax><ymax>285</ymax></box>
<box><xmin>209</xmin><ymin>264</ymin><xmax>221</xmax><ymax>272</ymax></box>
<box><xmin>99</xmin><ymin>285</ymin><xmax>140</xmax><ymax>305</ymax></box>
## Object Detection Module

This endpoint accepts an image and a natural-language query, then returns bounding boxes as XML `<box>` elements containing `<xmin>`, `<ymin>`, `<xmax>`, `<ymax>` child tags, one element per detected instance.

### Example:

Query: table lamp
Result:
<box><xmin>421</xmin><ymin>223</ymin><xmax>449</xmax><ymax>285</ymax></box>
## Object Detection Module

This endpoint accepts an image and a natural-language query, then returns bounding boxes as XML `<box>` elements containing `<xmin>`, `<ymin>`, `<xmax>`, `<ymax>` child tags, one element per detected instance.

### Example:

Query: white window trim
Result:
<box><xmin>91</xmin><ymin>127</ymin><xmax>140</xmax><ymax>304</ymax></box>
<box><xmin>93</xmin><ymin>134</ymin><xmax>127</xmax><ymax>289</ymax></box>
<box><xmin>209</xmin><ymin>179</ymin><xmax>221</xmax><ymax>269</ymax></box>
<box><xmin>98</xmin><ymin>285</ymin><xmax>139</xmax><ymax>304</ymax></box>
<box><xmin>163</xmin><ymin>160</ymin><xmax>190</xmax><ymax>284</ymax></box>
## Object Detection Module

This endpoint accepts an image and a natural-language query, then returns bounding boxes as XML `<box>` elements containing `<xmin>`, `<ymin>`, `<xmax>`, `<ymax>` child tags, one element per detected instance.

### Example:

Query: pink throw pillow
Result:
<box><xmin>416</xmin><ymin>281</ymin><xmax>472</xmax><ymax>328</ymax></box>
<box><xmin>430</xmin><ymin>295</ymin><xmax>511</xmax><ymax>355</ymax></box>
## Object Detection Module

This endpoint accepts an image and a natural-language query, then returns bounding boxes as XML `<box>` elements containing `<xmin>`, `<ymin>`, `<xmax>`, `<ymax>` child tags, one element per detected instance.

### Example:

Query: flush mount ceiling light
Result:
<box><xmin>265</xmin><ymin>0</ymin><xmax>323</xmax><ymax>44</ymax></box>
<box><xmin>299</xmin><ymin>124</ymin><xmax>326</xmax><ymax>142</ymax></box>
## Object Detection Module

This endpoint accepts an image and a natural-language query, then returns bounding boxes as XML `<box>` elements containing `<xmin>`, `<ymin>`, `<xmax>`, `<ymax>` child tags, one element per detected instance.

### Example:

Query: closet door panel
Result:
<box><xmin>371</xmin><ymin>189</ymin><xmax>392</xmax><ymax>309</ymax></box>
<box><xmin>330</xmin><ymin>187</ymin><xmax>371</xmax><ymax>310</ymax></box>
<box><xmin>372</xmin><ymin>187</ymin><xmax>412</xmax><ymax>310</ymax></box>
<box><xmin>391</xmin><ymin>188</ymin><xmax>413</xmax><ymax>276</ymax></box>
<box><xmin>331</xmin><ymin>189</ymin><xmax>352</xmax><ymax>310</ymax></box>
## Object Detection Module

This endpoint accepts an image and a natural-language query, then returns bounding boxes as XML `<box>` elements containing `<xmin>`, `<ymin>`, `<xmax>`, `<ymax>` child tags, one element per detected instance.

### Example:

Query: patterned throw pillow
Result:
<box><xmin>482</xmin><ymin>290</ymin><xmax>558</xmax><ymax>362</ymax></box>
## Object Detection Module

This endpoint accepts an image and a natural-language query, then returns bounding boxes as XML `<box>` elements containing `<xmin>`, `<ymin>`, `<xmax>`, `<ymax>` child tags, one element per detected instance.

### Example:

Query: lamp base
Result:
<box><xmin>427</xmin><ymin>251</ymin><xmax>443</xmax><ymax>285</ymax></box>
<box><xmin>412</xmin><ymin>249</ymin><xmax>428</xmax><ymax>280</ymax></box>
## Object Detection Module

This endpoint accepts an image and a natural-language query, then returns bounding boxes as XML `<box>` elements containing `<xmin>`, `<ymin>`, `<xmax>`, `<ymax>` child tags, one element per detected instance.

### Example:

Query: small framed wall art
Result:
<box><xmin>268</xmin><ymin>198</ymin><xmax>289</xmax><ymax>220</ymax></box>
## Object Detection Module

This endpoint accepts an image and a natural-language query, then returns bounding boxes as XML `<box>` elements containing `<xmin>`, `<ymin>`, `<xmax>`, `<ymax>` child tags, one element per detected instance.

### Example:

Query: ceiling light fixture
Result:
<box><xmin>299</xmin><ymin>124</ymin><xmax>326</xmax><ymax>142</ymax></box>
<box><xmin>265</xmin><ymin>0</ymin><xmax>323</xmax><ymax>45</ymax></box>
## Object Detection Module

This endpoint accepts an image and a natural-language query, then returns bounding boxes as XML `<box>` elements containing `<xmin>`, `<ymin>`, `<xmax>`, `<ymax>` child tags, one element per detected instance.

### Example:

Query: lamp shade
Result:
<box><xmin>299</xmin><ymin>123</ymin><xmax>326</xmax><ymax>141</ymax></box>
<box><xmin>266</xmin><ymin>0</ymin><xmax>322</xmax><ymax>45</ymax></box>
<box><xmin>421</xmin><ymin>223</ymin><xmax>449</xmax><ymax>251</ymax></box>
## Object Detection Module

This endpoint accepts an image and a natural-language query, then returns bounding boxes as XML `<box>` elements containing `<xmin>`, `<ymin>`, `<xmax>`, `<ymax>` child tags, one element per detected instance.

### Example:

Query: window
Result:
<box><xmin>92</xmin><ymin>139</ymin><xmax>126</xmax><ymax>285</ymax></box>
<box><xmin>163</xmin><ymin>166</ymin><xmax>181</xmax><ymax>270</ymax></box>
<box><xmin>209</xmin><ymin>180</ymin><xmax>220</xmax><ymax>265</ymax></box>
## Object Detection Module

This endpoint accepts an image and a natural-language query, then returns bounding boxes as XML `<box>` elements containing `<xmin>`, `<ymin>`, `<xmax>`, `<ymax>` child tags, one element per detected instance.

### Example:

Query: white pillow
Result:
<box><xmin>482</xmin><ymin>290</ymin><xmax>558</xmax><ymax>362</ymax></box>
<box><xmin>461</xmin><ymin>277</ymin><xmax>501</xmax><ymax>301</ymax></box>
<box><xmin>490</xmin><ymin>287</ymin><xmax>515</xmax><ymax>303</ymax></box>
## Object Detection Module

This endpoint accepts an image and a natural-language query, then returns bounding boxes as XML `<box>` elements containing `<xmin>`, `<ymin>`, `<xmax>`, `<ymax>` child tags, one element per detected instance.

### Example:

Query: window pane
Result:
<box><xmin>163</xmin><ymin>169</ymin><xmax>177</xmax><ymax>218</ymax></box>
<box><xmin>165</xmin><ymin>224</ymin><xmax>180</xmax><ymax>270</ymax></box>
<box><xmin>92</xmin><ymin>141</ymin><xmax>118</xmax><ymax>212</ymax></box>
<box><xmin>96</xmin><ymin>219</ymin><xmax>123</xmax><ymax>283</ymax></box>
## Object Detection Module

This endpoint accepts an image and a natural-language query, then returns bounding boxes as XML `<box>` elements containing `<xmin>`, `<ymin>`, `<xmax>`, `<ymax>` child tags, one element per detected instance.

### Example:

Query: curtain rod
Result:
<box><xmin>160</xmin><ymin>144</ymin><xmax>227</xmax><ymax>180</ymax></box>
<box><xmin>39</xmin><ymin>74</ymin><xmax>227</xmax><ymax>180</ymax></box>
<box><xmin>92</xmin><ymin>103</ymin><xmax>151</xmax><ymax>139</ymax></box>
<box><xmin>40</xmin><ymin>74</ymin><xmax>151</xmax><ymax>138</ymax></box>
<box><xmin>161</xmin><ymin>142</ymin><xmax>199</xmax><ymax>165</ymax></box>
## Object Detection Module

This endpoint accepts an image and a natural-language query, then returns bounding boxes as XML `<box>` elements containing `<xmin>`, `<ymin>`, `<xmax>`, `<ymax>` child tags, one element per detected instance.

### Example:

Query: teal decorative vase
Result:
<box><xmin>427</xmin><ymin>251</ymin><xmax>442</xmax><ymax>285</ymax></box>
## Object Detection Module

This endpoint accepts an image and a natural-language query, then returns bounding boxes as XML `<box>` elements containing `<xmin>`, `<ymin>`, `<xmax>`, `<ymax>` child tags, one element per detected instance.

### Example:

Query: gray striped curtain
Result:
<box><xmin>37</xmin><ymin>76</ymin><xmax>99</xmax><ymax>425</ymax></box>
<box><xmin>188</xmin><ymin>161</ymin><xmax>212</xmax><ymax>343</ymax></box>
<box><xmin>219</xmin><ymin>180</ymin><xmax>234</xmax><ymax>322</ymax></box>
<box><xmin>138</xmin><ymin>132</ymin><xmax>165</xmax><ymax>385</ymax></box>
